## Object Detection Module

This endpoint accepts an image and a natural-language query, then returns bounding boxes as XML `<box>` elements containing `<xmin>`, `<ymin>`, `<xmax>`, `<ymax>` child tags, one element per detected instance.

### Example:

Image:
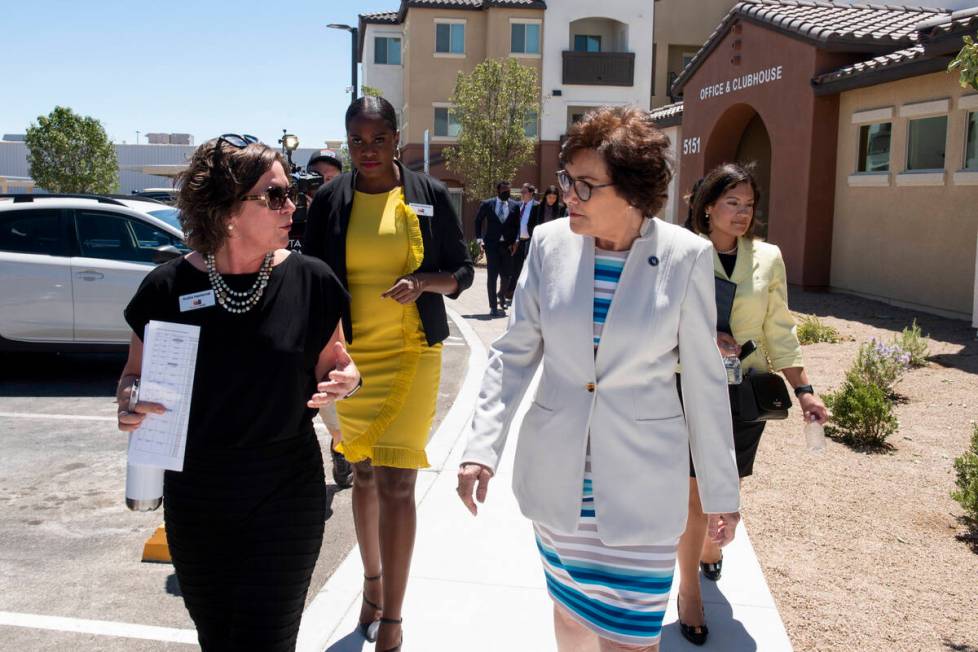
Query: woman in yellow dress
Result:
<box><xmin>303</xmin><ymin>96</ymin><xmax>473</xmax><ymax>652</ymax></box>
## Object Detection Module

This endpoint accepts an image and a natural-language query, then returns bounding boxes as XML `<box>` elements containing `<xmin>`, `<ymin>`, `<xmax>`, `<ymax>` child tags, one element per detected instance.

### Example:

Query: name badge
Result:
<box><xmin>409</xmin><ymin>203</ymin><xmax>434</xmax><ymax>217</ymax></box>
<box><xmin>179</xmin><ymin>289</ymin><xmax>216</xmax><ymax>312</ymax></box>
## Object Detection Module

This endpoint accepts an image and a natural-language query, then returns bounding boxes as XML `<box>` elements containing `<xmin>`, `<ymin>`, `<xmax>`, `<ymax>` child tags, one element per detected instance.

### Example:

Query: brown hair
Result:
<box><xmin>689</xmin><ymin>162</ymin><xmax>761</xmax><ymax>237</ymax></box>
<box><xmin>176</xmin><ymin>139</ymin><xmax>287</xmax><ymax>254</ymax></box>
<box><xmin>559</xmin><ymin>106</ymin><xmax>672</xmax><ymax>216</ymax></box>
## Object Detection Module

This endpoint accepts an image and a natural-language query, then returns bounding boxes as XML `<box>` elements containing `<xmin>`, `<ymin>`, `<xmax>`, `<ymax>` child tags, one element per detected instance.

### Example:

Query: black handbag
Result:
<box><xmin>734</xmin><ymin>370</ymin><xmax>792</xmax><ymax>422</ymax></box>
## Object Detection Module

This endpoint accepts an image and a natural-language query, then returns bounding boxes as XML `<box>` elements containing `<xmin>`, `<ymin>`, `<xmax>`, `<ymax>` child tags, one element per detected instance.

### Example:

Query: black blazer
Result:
<box><xmin>474</xmin><ymin>197</ymin><xmax>519</xmax><ymax>246</ymax></box>
<box><xmin>302</xmin><ymin>160</ymin><xmax>474</xmax><ymax>347</ymax></box>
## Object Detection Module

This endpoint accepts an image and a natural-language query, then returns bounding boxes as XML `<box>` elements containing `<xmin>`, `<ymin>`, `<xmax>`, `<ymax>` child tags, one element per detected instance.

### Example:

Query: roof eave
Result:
<box><xmin>812</xmin><ymin>55</ymin><xmax>952</xmax><ymax>97</ymax></box>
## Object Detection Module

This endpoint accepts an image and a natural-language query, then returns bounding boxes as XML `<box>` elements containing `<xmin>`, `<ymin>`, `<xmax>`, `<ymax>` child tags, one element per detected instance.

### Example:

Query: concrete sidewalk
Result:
<box><xmin>296</xmin><ymin>275</ymin><xmax>793</xmax><ymax>651</ymax></box>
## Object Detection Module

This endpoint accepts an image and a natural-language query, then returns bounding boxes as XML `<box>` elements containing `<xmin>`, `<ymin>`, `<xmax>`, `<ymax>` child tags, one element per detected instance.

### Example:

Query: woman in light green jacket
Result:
<box><xmin>675</xmin><ymin>163</ymin><xmax>829</xmax><ymax>646</ymax></box>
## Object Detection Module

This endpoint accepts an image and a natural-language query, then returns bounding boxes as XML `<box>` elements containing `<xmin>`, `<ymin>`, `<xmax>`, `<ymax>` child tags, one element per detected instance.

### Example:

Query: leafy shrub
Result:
<box><xmin>824</xmin><ymin>370</ymin><xmax>898</xmax><ymax>448</ymax></box>
<box><xmin>952</xmin><ymin>423</ymin><xmax>978</xmax><ymax>524</ymax></box>
<box><xmin>894</xmin><ymin>319</ymin><xmax>930</xmax><ymax>368</ymax></box>
<box><xmin>796</xmin><ymin>314</ymin><xmax>840</xmax><ymax>345</ymax></box>
<box><xmin>467</xmin><ymin>239</ymin><xmax>485</xmax><ymax>265</ymax></box>
<box><xmin>853</xmin><ymin>338</ymin><xmax>910</xmax><ymax>397</ymax></box>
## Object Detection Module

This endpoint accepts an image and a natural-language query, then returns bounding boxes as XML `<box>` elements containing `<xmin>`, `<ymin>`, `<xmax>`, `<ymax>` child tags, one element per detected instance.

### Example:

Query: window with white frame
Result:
<box><xmin>857</xmin><ymin>122</ymin><xmax>891</xmax><ymax>172</ymax></box>
<box><xmin>906</xmin><ymin>115</ymin><xmax>947</xmax><ymax>171</ymax></box>
<box><xmin>374</xmin><ymin>37</ymin><xmax>401</xmax><ymax>65</ymax></box>
<box><xmin>434</xmin><ymin>107</ymin><xmax>461</xmax><ymax>138</ymax></box>
<box><xmin>511</xmin><ymin>22</ymin><xmax>541</xmax><ymax>55</ymax></box>
<box><xmin>435</xmin><ymin>22</ymin><xmax>465</xmax><ymax>55</ymax></box>
<box><xmin>524</xmin><ymin>110</ymin><xmax>538</xmax><ymax>139</ymax></box>
<box><xmin>966</xmin><ymin>111</ymin><xmax>977</xmax><ymax>170</ymax></box>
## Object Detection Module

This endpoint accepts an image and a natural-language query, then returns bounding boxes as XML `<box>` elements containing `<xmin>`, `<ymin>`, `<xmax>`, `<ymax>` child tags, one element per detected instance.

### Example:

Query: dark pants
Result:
<box><xmin>507</xmin><ymin>238</ymin><xmax>531</xmax><ymax>300</ymax></box>
<box><xmin>485</xmin><ymin>241</ymin><xmax>513</xmax><ymax>311</ymax></box>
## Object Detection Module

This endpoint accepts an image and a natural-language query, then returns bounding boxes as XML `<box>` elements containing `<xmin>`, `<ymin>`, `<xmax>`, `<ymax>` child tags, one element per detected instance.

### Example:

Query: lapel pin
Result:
<box><xmin>648</xmin><ymin>255</ymin><xmax>659</xmax><ymax>267</ymax></box>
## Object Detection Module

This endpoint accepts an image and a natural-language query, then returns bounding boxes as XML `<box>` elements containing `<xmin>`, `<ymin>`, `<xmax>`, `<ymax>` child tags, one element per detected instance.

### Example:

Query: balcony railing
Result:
<box><xmin>562</xmin><ymin>51</ymin><xmax>635</xmax><ymax>87</ymax></box>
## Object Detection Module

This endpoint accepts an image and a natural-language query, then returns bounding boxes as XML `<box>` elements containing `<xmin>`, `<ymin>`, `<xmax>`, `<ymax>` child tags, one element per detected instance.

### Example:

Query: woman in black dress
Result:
<box><xmin>117</xmin><ymin>135</ymin><xmax>360</xmax><ymax>652</ymax></box>
<box><xmin>538</xmin><ymin>184</ymin><xmax>567</xmax><ymax>223</ymax></box>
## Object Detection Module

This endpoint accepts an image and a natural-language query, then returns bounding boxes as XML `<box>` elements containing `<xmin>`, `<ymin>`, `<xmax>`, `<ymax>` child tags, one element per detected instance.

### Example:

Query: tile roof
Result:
<box><xmin>671</xmin><ymin>1</ymin><xmax>953</xmax><ymax>96</ymax></box>
<box><xmin>359</xmin><ymin>0</ymin><xmax>545</xmax><ymax>27</ymax></box>
<box><xmin>360</xmin><ymin>11</ymin><xmax>400</xmax><ymax>24</ymax></box>
<box><xmin>812</xmin><ymin>44</ymin><xmax>927</xmax><ymax>86</ymax></box>
<box><xmin>649</xmin><ymin>102</ymin><xmax>685</xmax><ymax>127</ymax></box>
<box><xmin>916</xmin><ymin>6</ymin><xmax>978</xmax><ymax>36</ymax></box>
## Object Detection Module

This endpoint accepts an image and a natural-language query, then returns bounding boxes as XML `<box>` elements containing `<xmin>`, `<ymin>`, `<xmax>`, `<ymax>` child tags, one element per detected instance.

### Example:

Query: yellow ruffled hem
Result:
<box><xmin>338</xmin><ymin>441</ymin><xmax>430</xmax><ymax>470</ymax></box>
<box><xmin>336</xmin><ymin>193</ymin><xmax>428</xmax><ymax>467</ymax></box>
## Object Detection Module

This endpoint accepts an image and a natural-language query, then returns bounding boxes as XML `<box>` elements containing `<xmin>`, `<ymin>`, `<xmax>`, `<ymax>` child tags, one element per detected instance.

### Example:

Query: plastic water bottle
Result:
<box><xmin>804</xmin><ymin>415</ymin><xmax>826</xmax><ymax>453</ymax></box>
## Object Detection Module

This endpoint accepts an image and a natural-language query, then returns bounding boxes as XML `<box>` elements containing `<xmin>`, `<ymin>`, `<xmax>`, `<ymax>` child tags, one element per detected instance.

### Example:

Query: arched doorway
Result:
<box><xmin>735</xmin><ymin>113</ymin><xmax>772</xmax><ymax>240</ymax></box>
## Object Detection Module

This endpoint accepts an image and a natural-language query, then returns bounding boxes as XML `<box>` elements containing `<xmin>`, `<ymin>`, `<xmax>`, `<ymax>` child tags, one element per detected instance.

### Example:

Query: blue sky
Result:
<box><xmin>0</xmin><ymin>0</ymin><xmax>400</xmax><ymax>147</ymax></box>
<box><xmin>2</xmin><ymin>1</ymin><xmax>973</xmax><ymax>148</ymax></box>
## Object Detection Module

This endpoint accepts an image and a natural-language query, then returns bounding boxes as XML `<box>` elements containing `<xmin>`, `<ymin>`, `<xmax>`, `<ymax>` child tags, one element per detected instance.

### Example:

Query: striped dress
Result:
<box><xmin>533</xmin><ymin>247</ymin><xmax>678</xmax><ymax>647</ymax></box>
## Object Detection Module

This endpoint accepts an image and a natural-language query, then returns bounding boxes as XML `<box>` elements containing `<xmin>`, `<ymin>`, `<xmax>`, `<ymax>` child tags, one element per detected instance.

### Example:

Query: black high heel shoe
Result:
<box><xmin>378</xmin><ymin>617</ymin><xmax>402</xmax><ymax>652</ymax></box>
<box><xmin>678</xmin><ymin>597</ymin><xmax>709</xmax><ymax>646</ymax></box>
<box><xmin>700</xmin><ymin>554</ymin><xmax>723</xmax><ymax>582</ymax></box>
<box><xmin>359</xmin><ymin>574</ymin><xmax>382</xmax><ymax>643</ymax></box>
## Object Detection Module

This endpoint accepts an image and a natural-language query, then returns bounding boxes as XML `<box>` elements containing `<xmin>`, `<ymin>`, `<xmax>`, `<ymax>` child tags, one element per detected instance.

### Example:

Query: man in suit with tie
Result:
<box><xmin>506</xmin><ymin>182</ymin><xmax>540</xmax><ymax>304</ymax></box>
<box><xmin>475</xmin><ymin>180</ymin><xmax>519</xmax><ymax>317</ymax></box>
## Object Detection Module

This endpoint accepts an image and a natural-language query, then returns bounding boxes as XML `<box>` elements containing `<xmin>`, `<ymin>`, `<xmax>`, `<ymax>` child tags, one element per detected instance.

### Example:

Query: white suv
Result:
<box><xmin>0</xmin><ymin>194</ymin><xmax>187</xmax><ymax>351</ymax></box>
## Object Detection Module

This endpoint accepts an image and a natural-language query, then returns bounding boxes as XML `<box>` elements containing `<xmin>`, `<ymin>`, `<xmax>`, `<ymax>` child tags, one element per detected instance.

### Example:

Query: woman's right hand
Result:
<box><xmin>457</xmin><ymin>463</ymin><xmax>493</xmax><ymax>516</ymax></box>
<box><xmin>717</xmin><ymin>332</ymin><xmax>740</xmax><ymax>357</ymax></box>
<box><xmin>117</xmin><ymin>395</ymin><xmax>167</xmax><ymax>433</ymax></box>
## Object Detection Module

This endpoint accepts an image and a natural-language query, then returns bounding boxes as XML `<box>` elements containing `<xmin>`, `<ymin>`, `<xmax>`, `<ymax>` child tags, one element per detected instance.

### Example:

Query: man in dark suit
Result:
<box><xmin>506</xmin><ymin>182</ymin><xmax>539</xmax><ymax>304</ymax></box>
<box><xmin>474</xmin><ymin>180</ymin><xmax>519</xmax><ymax>317</ymax></box>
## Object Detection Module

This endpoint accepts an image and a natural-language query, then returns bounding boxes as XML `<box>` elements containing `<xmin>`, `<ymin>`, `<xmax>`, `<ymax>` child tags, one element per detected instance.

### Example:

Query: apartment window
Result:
<box><xmin>436</xmin><ymin>22</ymin><xmax>465</xmax><ymax>54</ymax></box>
<box><xmin>906</xmin><ymin>115</ymin><xmax>947</xmax><ymax>170</ymax></box>
<box><xmin>966</xmin><ymin>111</ymin><xmax>977</xmax><ymax>170</ymax></box>
<box><xmin>511</xmin><ymin>23</ymin><xmax>540</xmax><ymax>54</ymax></box>
<box><xmin>434</xmin><ymin>107</ymin><xmax>461</xmax><ymax>138</ymax></box>
<box><xmin>524</xmin><ymin>110</ymin><xmax>538</xmax><ymax>139</ymax></box>
<box><xmin>573</xmin><ymin>35</ymin><xmax>601</xmax><ymax>53</ymax></box>
<box><xmin>857</xmin><ymin>122</ymin><xmax>891</xmax><ymax>172</ymax></box>
<box><xmin>374</xmin><ymin>37</ymin><xmax>401</xmax><ymax>65</ymax></box>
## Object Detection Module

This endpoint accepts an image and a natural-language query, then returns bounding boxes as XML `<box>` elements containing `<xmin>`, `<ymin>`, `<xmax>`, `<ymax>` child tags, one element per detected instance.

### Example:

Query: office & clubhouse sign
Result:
<box><xmin>698</xmin><ymin>65</ymin><xmax>785</xmax><ymax>101</ymax></box>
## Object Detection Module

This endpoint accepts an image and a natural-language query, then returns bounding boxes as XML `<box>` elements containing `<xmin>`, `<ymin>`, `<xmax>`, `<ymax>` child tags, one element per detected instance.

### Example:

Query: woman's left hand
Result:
<box><xmin>707</xmin><ymin>512</ymin><xmax>740</xmax><ymax>547</ymax></box>
<box><xmin>798</xmin><ymin>393</ymin><xmax>829</xmax><ymax>425</ymax></box>
<box><xmin>307</xmin><ymin>342</ymin><xmax>360</xmax><ymax>408</ymax></box>
<box><xmin>381</xmin><ymin>275</ymin><xmax>424</xmax><ymax>304</ymax></box>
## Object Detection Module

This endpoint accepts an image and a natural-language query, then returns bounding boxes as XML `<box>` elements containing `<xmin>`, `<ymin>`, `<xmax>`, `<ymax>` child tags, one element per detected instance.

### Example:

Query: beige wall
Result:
<box><xmin>401</xmin><ymin>7</ymin><xmax>543</xmax><ymax>145</ymax></box>
<box><xmin>832</xmin><ymin>72</ymin><xmax>978</xmax><ymax>318</ymax></box>
<box><xmin>651</xmin><ymin>0</ymin><xmax>738</xmax><ymax>107</ymax></box>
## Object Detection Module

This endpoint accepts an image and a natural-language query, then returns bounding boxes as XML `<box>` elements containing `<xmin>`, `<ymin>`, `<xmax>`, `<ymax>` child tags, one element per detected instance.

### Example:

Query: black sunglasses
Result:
<box><xmin>240</xmin><ymin>184</ymin><xmax>298</xmax><ymax>211</ymax></box>
<box><xmin>218</xmin><ymin>133</ymin><xmax>259</xmax><ymax>149</ymax></box>
<box><xmin>556</xmin><ymin>169</ymin><xmax>614</xmax><ymax>202</ymax></box>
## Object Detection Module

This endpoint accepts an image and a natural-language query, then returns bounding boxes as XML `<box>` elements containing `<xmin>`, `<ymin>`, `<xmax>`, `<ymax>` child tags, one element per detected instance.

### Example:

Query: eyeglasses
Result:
<box><xmin>218</xmin><ymin>133</ymin><xmax>259</xmax><ymax>149</ymax></box>
<box><xmin>556</xmin><ymin>170</ymin><xmax>614</xmax><ymax>202</ymax></box>
<box><xmin>240</xmin><ymin>184</ymin><xmax>298</xmax><ymax>211</ymax></box>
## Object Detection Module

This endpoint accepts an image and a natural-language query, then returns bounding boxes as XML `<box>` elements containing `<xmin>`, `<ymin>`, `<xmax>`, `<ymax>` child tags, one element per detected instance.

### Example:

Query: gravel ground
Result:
<box><xmin>744</xmin><ymin>289</ymin><xmax>978</xmax><ymax>651</ymax></box>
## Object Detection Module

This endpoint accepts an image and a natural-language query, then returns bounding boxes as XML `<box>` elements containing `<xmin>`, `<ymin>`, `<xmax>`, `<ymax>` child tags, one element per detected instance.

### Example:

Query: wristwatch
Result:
<box><xmin>793</xmin><ymin>384</ymin><xmax>815</xmax><ymax>398</ymax></box>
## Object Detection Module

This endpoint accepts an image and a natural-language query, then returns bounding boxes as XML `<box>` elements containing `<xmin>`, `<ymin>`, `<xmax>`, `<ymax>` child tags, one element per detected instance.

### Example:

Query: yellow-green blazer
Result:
<box><xmin>714</xmin><ymin>236</ymin><xmax>804</xmax><ymax>373</ymax></box>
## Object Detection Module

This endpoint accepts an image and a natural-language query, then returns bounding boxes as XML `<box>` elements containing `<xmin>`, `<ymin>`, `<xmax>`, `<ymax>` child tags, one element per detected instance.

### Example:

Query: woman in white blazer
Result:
<box><xmin>457</xmin><ymin>107</ymin><xmax>741</xmax><ymax>652</ymax></box>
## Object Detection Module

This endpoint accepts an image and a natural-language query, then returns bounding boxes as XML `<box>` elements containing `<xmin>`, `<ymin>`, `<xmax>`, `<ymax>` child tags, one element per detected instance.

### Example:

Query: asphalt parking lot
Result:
<box><xmin>0</xmin><ymin>320</ymin><xmax>468</xmax><ymax>651</ymax></box>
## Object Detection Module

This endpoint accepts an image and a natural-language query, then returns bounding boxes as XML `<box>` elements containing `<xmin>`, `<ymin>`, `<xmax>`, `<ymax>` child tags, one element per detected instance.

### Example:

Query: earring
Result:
<box><xmin>228</xmin><ymin>224</ymin><xmax>235</xmax><ymax>233</ymax></box>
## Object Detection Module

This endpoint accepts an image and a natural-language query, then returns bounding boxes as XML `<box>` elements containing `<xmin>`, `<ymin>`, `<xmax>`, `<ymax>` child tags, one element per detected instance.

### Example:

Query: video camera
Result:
<box><xmin>278</xmin><ymin>130</ymin><xmax>326</xmax><ymax>249</ymax></box>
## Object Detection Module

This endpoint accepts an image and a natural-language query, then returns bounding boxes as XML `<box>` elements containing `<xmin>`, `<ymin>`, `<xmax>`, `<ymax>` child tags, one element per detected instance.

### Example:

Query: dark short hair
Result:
<box><xmin>560</xmin><ymin>106</ymin><xmax>672</xmax><ymax>217</ymax></box>
<box><xmin>521</xmin><ymin>183</ymin><xmax>537</xmax><ymax>194</ymax></box>
<box><xmin>176</xmin><ymin>139</ymin><xmax>287</xmax><ymax>254</ymax></box>
<box><xmin>689</xmin><ymin>163</ymin><xmax>761</xmax><ymax>236</ymax></box>
<box><xmin>496</xmin><ymin>180</ymin><xmax>511</xmax><ymax>191</ymax></box>
<box><xmin>345</xmin><ymin>96</ymin><xmax>399</xmax><ymax>133</ymax></box>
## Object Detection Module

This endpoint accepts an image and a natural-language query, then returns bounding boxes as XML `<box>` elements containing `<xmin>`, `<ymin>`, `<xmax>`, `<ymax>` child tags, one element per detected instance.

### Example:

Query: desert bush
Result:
<box><xmin>853</xmin><ymin>338</ymin><xmax>910</xmax><ymax>397</ymax></box>
<box><xmin>824</xmin><ymin>370</ymin><xmax>898</xmax><ymax>448</ymax></box>
<box><xmin>796</xmin><ymin>314</ymin><xmax>840</xmax><ymax>345</ymax></box>
<box><xmin>894</xmin><ymin>319</ymin><xmax>930</xmax><ymax>368</ymax></box>
<box><xmin>952</xmin><ymin>423</ymin><xmax>978</xmax><ymax>524</ymax></box>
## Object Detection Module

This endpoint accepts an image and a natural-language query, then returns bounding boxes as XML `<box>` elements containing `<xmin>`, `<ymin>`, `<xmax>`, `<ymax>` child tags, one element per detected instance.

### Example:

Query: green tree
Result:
<box><xmin>949</xmin><ymin>32</ymin><xmax>978</xmax><ymax>91</ymax></box>
<box><xmin>445</xmin><ymin>58</ymin><xmax>539</xmax><ymax>202</ymax></box>
<box><xmin>25</xmin><ymin>106</ymin><xmax>118</xmax><ymax>194</ymax></box>
<box><xmin>361</xmin><ymin>84</ymin><xmax>384</xmax><ymax>98</ymax></box>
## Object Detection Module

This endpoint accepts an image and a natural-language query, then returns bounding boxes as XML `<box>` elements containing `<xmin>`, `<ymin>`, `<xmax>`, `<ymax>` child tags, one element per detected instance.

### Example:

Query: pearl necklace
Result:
<box><xmin>205</xmin><ymin>252</ymin><xmax>274</xmax><ymax>314</ymax></box>
<box><xmin>717</xmin><ymin>244</ymin><xmax>738</xmax><ymax>255</ymax></box>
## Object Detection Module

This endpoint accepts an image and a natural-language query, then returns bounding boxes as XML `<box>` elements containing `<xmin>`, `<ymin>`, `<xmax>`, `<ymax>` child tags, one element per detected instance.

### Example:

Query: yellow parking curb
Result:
<box><xmin>141</xmin><ymin>525</ymin><xmax>171</xmax><ymax>564</ymax></box>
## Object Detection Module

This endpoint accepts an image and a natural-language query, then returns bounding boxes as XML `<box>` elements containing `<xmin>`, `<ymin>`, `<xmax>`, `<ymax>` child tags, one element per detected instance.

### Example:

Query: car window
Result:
<box><xmin>0</xmin><ymin>209</ymin><xmax>64</xmax><ymax>255</ymax></box>
<box><xmin>130</xmin><ymin>218</ymin><xmax>189</xmax><ymax>254</ymax></box>
<box><xmin>75</xmin><ymin>210</ymin><xmax>140</xmax><ymax>261</ymax></box>
<box><xmin>147</xmin><ymin>208</ymin><xmax>182</xmax><ymax>231</ymax></box>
